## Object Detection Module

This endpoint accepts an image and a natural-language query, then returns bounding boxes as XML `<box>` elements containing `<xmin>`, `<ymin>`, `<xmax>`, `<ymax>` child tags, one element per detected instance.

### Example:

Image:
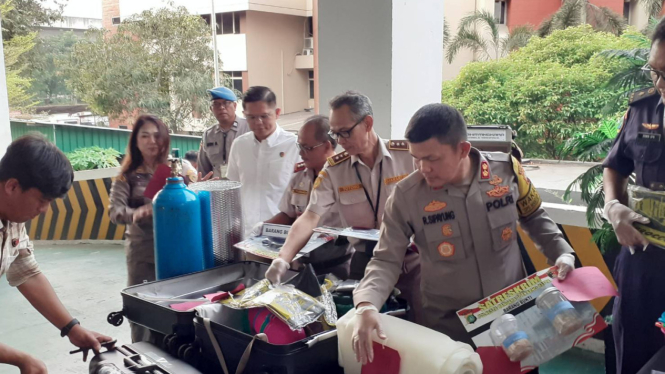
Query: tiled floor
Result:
<box><xmin>0</xmin><ymin>243</ymin><xmax>606</xmax><ymax>374</ymax></box>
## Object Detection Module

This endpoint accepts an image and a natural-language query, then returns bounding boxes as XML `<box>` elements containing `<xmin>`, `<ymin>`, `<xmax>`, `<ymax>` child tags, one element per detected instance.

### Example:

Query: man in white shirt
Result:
<box><xmin>227</xmin><ymin>86</ymin><xmax>300</xmax><ymax>237</ymax></box>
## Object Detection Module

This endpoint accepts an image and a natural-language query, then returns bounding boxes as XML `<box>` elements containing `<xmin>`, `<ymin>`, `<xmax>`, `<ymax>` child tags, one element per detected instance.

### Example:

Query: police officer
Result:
<box><xmin>265</xmin><ymin>91</ymin><xmax>422</xmax><ymax>322</ymax></box>
<box><xmin>197</xmin><ymin>86</ymin><xmax>249</xmax><ymax>178</ymax></box>
<box><xmin>254</xmin><ymin>115</ymin><xmax>353</xmax><ymax>279</ymax></box>
<box><xmin>352</xmin><ymin>104</ymin><xmax>576</xmax><ymax>364</ymax></box>
<box><xmin>602</xmin><ymin>17</ymin><xmax>665</xmax><ymax>374</ymax></box>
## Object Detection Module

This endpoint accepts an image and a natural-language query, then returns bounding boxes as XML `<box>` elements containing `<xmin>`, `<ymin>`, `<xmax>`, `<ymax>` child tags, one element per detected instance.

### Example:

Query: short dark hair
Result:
<box><xmin>329</xmin><ymin>91</ymin><xmax>373</xmax><ymax>121</ymax></box>
<box><xmin>653</xmin><ymin>17</ymin><xmax>665</xmax><ymax>44</ymax></box>
<box><xmin>0</xmin><ymin>134</ymin><xmax>73</xmax><ymax>199</ymax></box>
<box><xmin>242</xmin><ymin>86</ymin><xmax>277</xmax><ymax>109</ymax></box>
<box><xmin>184</xmin><ymin>150</ymin><xmax>198</xmax><ymax>162</ymax></box>
<box><xmin>405</xmin><ymin>103</ymin><xmax>467</xmax><ymax>146</ymax></box>
<box><xmin>303</xmin><ymin>115</ymin><xmax>337</xmax><ymax>148</ymax></box>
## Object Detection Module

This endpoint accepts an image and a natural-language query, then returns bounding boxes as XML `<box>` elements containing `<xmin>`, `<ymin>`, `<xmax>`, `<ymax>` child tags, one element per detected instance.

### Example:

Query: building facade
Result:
<box><xmin>102</xmin><ymin>0</ymin><xmax>315</xmax><ymax>127</ymax></box>
<box><xmin>443</xmin><ymin>0</ymin><xmax>654</xmax><ymax>80</ymax></box>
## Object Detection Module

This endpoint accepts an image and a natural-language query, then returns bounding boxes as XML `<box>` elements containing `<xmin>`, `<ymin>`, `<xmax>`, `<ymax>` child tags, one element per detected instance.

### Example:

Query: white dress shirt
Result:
<box><xmin>226</xmin><ymin>126</ymin><xmax>300</xmax><ymax>237</ymax></box>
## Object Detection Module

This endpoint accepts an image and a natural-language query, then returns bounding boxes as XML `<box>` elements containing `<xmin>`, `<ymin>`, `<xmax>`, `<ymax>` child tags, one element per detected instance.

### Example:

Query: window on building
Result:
<box><xmin>307</xmin><ymin>17</ymin><xmax>313</xmax><ymax>37</ymax></box>
<box><xmin>226</xmin><ymin>71</ymin><xmax>243</xmax><ymax>93</ymax></box>
<box><xmin>201</xmin><ymin>12</ymin><xmax>241</xmax><ymax>35</ymax></box>
<box><xmin>111</xmin><ymin>16</ymin><xmax>121</xmax><ymax>25</ymax></box>
<box><xmin>494</xmin><ymin>1</ymin><xmax>507</xmax><ymax>25</ymax></box>
<box><xmin>308</xmin><ymin>70</ymin><xmax>314</xmax><ymax>100</ymax></box>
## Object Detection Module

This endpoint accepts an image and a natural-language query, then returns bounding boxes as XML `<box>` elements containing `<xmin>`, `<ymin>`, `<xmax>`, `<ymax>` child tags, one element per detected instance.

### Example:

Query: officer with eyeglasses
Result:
<box><xmin>265</xmin><ymin>91</ymin><xmax>423</xmax><ymax>323</ymax></box>
<box><xmin>251</xmin><ymin>115</ymin><xmax>353</xmax><ymax>279</ymax></box>
<box><xmin>197</xmin><ymin>86</ymin><xmax>249</xmax><ymax>179</ymax></box>
<box><xmin>603</xmin><ymin>17</ymin><xmax>665</xmax><ymax>374</ymax></box>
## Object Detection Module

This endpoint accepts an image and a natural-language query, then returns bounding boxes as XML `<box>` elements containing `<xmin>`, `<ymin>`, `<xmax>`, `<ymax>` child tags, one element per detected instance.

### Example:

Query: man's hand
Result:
<box><xmin>352</xmin><ymin>303</ymin><xmax>386</xmax><ymax>365</ymax></box>
<box><xmin>67</xmin><ymin>325</ymin><xmax>113</xmax><ymax>362</ymax></box>
<box><xmin>605</xmin><ymin>200</ymin><xmax>650</xmax><ymax>253</ymax></box>
<box><xmin>265</xmin><ymin>258</ymin><xmax>290</xmax><ymax>284</ymax></box>
<box><xmin>18</xmin><ymin>355</ymin><xmax>47</xmax><ymax>374</ymax></box>
<box><xmin>555</xmin><ymin>253</ymin><xmax>575</xmax><ymax>280</ymax></box>
<box><xmin>198</xmin><ymin>171</ymin><xmax>218</xmax><ymax>182</ymax></box>
<box><xmin>132</xmin><ymin>205</ymin><xmax>152</xmax><ymax>223</ymax></box>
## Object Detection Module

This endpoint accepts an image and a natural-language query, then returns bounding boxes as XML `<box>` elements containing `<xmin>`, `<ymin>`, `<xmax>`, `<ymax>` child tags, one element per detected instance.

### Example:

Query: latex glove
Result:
<box><xmin>352</xmin><ymin>304</ymin><xmax>386</xmax><ymax>365</ymax></box>
<box><xmin>132</xmin><ymin>204</ymin><xmax>152</xmax><ymax>223</ymax></box>
<box><xmin>604</xmin><ymin>200</ymin><xmax>650</xmax><ymax>254</ymax></box>
<box><xmin>17</xmin><ymin>355</ymin><xmax>47</xmax><ymax>374</ymax></box>
<box><xmin>67</xmin><ymin>325</ymin><xmax>113</xmax><ymax>362</ymax></box>
<box><xmin>250</xmin><ymin>222</ymin><xmax>264</xmax><ymax>237</ymax></box>
<box><xmin>555</xmin><ymin>253</ymin><xmax>575</xmax><ymax>280</ymax></box>
<box><xmin>265</xmin><ymin>258</ymin><xmax>290</xmax><ymax>284</ymax></box>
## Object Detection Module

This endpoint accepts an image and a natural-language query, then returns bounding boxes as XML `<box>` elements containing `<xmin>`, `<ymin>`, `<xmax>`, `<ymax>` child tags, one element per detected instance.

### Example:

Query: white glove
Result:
<box><xmin>250</xmin><ymin>222</ymin><xmax>264</xmax><ymax>237</ymax></box>
<box><xmin>265</xmin><ymin>258</ymin><xmax>290</xmax><ymax>284</ymax></box>
<box><xmin>555</xmin><ymin>253</ymin><xmax>575</xmax><ymax>280</ymax></box>
<box><xmin>604</xmin><ymin>200</ymin><xmax>650</xmax><ymax>254</ymax></box>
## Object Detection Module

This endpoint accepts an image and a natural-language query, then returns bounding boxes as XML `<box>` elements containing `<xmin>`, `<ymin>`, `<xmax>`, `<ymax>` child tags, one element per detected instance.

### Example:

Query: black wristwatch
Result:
<box><xmin>60</xmin><ymin>318</ymin><xmax>80</xmax><ymax>337</ymax></box>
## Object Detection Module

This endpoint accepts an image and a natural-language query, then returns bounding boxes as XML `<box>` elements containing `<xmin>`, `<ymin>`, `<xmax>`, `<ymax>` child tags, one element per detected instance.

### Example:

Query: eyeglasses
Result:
<box><xmin>211</xmin><ymin>100</ymin><xmax>235</xmax><ymax>109</ymax></box>
<box><xmin>328</xmin><ymin>115</ymin><xmax>367</xmax><ymax>140</ymax></box>
<box><xmin>296</xmin><ymin>142</ymin><xmax>326</xmax><ymax>153</ymax></box>
<box><xmin>642</xmin><ymin>64</ymin><xmax>665</xmax><ymax>85</ymax></box>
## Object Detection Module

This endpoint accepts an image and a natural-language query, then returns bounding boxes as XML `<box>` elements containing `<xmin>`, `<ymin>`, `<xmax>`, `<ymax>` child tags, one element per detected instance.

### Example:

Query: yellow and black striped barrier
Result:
<box><xmin>25</xmin><ymin>177</ymin><xmax>126</xmax><ymax>241</ymax></box>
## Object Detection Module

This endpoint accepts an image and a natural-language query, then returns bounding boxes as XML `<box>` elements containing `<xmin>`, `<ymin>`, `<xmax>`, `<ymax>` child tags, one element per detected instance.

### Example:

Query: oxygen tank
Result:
<box><xmin>153</xmin><ymin>157</ymin><xmax>204</xmax><ymax>280</ymax></box>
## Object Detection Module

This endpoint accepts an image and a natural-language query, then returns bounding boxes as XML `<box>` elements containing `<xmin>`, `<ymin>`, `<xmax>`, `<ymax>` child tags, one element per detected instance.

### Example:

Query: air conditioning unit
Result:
<box><xmin>304</xmin><ymin>37</ymin><xmax>314</xmax><ymax>50</ymax></box>
<box><xmin>302</xmin><ymin>49</ymin><xmax>313</xmax><ymax>56</ymax></box>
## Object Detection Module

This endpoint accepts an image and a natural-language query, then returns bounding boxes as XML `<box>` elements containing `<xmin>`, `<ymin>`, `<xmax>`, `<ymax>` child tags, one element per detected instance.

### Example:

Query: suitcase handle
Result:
<box><xmin>305</xmin><ymin>330</ymin><xmax>337</xmax><ymax>348</ymax></box>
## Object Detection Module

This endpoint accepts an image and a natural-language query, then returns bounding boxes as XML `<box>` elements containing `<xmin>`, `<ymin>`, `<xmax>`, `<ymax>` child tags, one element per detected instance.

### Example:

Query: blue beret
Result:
<box><xmin>207</xmin><ymin>86</ymin><xmax>237</xmax><ymax>101</ymax></box>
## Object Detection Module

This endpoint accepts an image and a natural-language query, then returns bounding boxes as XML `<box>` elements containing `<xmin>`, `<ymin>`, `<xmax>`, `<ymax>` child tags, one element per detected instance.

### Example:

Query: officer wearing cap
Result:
<box><xmin>602</xmin><ymin>17</ymin><xmax>665</xmax><ymax>374</ymax></box>
<box><xmin>265</xmin><ymin>91</ymin><xmax>422</xmax><ymax>323</ymax></box>
<box><xmin>351</xmin><ymin>104</ymin><xmax>576</xmax><ymax>365</ymax></box>
<box><xmin>197</xmin><ymin>86</ymin><xmax>249</xmax><ymax>179</ymax></box>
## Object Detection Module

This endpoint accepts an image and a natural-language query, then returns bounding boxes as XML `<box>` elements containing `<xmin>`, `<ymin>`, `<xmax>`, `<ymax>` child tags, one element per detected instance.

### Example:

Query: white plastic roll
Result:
<box><xmin>337</xmin><ymin>309</ymin><xmax>483</xmax><ymax>374</ymax></box>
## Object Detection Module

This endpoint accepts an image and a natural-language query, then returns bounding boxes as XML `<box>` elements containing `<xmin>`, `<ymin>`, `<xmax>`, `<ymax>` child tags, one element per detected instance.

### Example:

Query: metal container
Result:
<box><xmin>189</xmin><ymin>180</ymin><xmax>243</xmax><ymax>267</ymax></box>
<box><xmin>153</xmin><ymin>177</ymin><xmax>205</xmax><ymax>280</ymax></box>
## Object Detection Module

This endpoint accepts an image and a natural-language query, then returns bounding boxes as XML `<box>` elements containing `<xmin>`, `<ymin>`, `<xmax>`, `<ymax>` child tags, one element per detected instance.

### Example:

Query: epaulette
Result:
<box><xmin>629</xmin><ymin>87</ymin><xmax>658</xmax><ymax>105</ymax></box>
<box><xmin>387</xmin><ymin>140</ymin><xmax>409</xmax><ymax>151</ymax></box>
<box><xmin>327</xmin><ymin>151</ymin><xmax>350</xmax><ymax>166</ymax></box>
<box><xmin>481</xmin><ymin>152</ymin><xmax>511</xmax><ymax>162</ymax></box>
<box><xmin>293</xmin><ymin>162</ymin><xmax>306</xmax><ymax>173</ymax></box>
<box><xmin>117</xmin><ymin>173</ymin><xmax>127</xmax><ymax>183</ymax></box>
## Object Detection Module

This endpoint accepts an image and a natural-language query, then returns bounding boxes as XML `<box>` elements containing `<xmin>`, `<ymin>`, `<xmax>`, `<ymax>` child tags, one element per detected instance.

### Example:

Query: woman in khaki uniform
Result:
<box><xmin>109</xmin><ymin>115</ymin><xmax>170</xmax><ymax>342</ymax></box>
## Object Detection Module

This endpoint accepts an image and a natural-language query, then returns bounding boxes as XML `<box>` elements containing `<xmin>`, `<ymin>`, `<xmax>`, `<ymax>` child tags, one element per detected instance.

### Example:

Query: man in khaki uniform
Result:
<box><xmin>352</xmin><ymin>103</ymin><xmax>577</xmax><ymax>364</ymax></box>
<box><xmin>266</xmin><ymin>91</ymin><xmax>422</xmax><ymax>322</ymax></box>
<box><xmin>198</xmin><ymin>86</ymin><xmax>249</xmax><ymax>178</ymax></box>
<box><xmin>254</xmin><ymin>115</ymin><xmax>353</xmax><ymax>278</ymax></box>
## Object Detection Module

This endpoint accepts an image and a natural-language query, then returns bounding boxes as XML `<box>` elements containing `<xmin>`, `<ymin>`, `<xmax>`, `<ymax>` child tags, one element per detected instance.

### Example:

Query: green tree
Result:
<box><xmin>638</xmin><ymin>0</ymin><xmax>664</xmax><ymax>20</ymax></box>
<box><xmin>65</xmin><ymin>6</ymin><xmax>220</xmax><ymax>131</ymax></box>
<box><xmin>4</xmin><ymin>31</ymin><xmax>37</xmax><ymax>110</ymax></box>
<box><xmin>28</xmin><ymin>31</ymin><xmax>78</xmax><ymax>104</ymax></box>
<box><xmin>0</xmin><ymin>0</ymin><xmax>65</xmax><ymax>40</ymax></box>
<box><xmin>537</xmin><ymin>0</ymin><xmax>625</xmax><ymax>37</ymax></box>
<box><xmin>442</xmin><ymin>26</ymin><xmax>641</xmax><ymax>158</ymax></box>
<box><xmin>445</xmin><ymin>10</ymin><xmax>533</xmax><ymax>63</ymax></box>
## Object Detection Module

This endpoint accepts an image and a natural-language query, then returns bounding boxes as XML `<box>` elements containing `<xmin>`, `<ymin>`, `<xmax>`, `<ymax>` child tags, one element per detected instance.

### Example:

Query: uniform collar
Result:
<box><xmin>350</xmin><ymin>135</ymin><xmax>392</xmax><ymax>167</ymax></box>
<box><xmin>213</xmin><ymin>118</ymin><xmax>239</xmax><ymax>134</ymax></box>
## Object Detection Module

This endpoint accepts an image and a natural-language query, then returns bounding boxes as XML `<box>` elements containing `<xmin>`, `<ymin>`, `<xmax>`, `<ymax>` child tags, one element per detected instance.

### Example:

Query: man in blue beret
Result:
<box><xmin>197</xmin><ymin>86</ymin><xmax>250</xmax><ymax>178</ymax></box>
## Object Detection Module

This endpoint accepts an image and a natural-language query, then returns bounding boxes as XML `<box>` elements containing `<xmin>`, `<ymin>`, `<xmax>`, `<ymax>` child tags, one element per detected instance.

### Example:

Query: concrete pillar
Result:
<box><xmin>0</xmin><ymin>17</ymin><xmax>12</xmax><ymax>159</ymax></box>
<box><xmin>317</xmin><ymin>0</ymin><xmax>444</xmax><ymax>139</ymax></box>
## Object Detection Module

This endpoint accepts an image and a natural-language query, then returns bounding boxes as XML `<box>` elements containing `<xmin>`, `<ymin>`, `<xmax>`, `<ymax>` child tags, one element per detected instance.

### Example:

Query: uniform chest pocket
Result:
<box><xmin>290</xmin><ymin>192</ymin><xmax>309</xmax><ymax>213</ymax></box>
<box><xmin>624</xmin><ymin>138</ymin><xmax>663</xmax><ymax>164</ymax></box>
<box><xmin>422</xmin><ymin>220</ymin><xmax>466</xmax><ymax>262</ymax></box>
<box><xmin>487</xmin><ymin>206</ymin><xmax>519</xmax><ymax>251</ymax></box>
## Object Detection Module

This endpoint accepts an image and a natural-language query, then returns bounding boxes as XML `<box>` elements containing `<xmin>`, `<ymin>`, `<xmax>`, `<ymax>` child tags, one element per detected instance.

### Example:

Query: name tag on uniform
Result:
<box><xmin>637</xmin><ymin>132</ymin><xmax>661</xmax><ymax>142</ymax></box>
<box><xmin>207</xmin><ymin>142</ymin><xmax>217</xmax><ymax>146</ymax></box>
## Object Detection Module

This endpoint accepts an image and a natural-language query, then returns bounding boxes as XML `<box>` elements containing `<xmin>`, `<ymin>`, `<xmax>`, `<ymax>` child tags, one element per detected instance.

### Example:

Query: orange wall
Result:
<box><xmin>507</xmin><ymin>0</ymin><xmax>624</xmax><ymax>30</ymax></box>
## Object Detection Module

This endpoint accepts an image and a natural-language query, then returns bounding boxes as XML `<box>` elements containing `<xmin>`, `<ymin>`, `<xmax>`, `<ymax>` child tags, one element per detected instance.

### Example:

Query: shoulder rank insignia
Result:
<box><xmin>629</xmin><ymin>87</ymin><xmax>658</xmax><ymax>105</ymax></box>
<box><xmin>327</xmin><ymin>151</ymin><xmax>350</xmax><ymax>166</ymax></box>
<box><xmin>387</xmin><ymin>140</ymin><xmax>409</xmax><ymax>151</ymax></box>
<box><xmin>480</xmin><ymin>160</ymin><xmax>490</xmax><ymax>180</ymax></box>
<box><xmin>293</xmin><ymin>162</ymin><xmax>306</xmax><ymax>173</ymax></box>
